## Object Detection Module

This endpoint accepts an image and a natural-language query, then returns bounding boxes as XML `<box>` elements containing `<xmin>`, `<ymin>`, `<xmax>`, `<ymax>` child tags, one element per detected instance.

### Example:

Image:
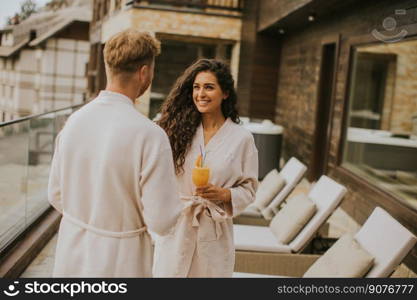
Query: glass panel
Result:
<box><xmin>26</xmin><ymin>109</ymin><xmax>72</xmax><ymax>226</ymax></box>
<box><xmin>0</xmin><ymin>121</ymin><xmax>29</xmax><ymax>252</ymax></box>
<box><xmin>26</xmin><ymin>115</ymin><xmax>56</xmax><ymax>226</ymax></box>
<box><xmin>343</xmin><ymin>39</ymin><xmax>417</xmax><ymax>211</ymax></box>
<box><xmin>0</xmin><ymin>106</ymin><xmax>78</xmax><ymax>253</ymax></box>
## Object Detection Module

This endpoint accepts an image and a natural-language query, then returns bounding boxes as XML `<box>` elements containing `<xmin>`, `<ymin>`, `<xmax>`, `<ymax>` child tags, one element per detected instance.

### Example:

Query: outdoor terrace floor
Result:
<box><xmin>23</xmin><ymin>179</ymin><xmax>417</xmax><ymax>278</ymax></box>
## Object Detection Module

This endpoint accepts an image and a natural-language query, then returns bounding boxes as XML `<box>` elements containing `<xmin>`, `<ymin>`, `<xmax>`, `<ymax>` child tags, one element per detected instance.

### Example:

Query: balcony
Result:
<box><xmin>130</xmin><ymin>0</ymin><xmax>244</xmax><ymax>14</ymax></box>
<box><xmin>0</xmin><ymin>105</ymin><xmax>81</xmax><ymax>277</ymax></box>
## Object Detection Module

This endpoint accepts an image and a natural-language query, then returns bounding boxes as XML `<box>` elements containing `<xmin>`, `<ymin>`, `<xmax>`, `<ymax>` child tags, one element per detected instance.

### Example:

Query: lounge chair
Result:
<box><xmin>239</xmin><ymin>157</ymin><xmax>307</xmax><ymax>220</ymax></box>
<box><xmin>234</xmin><ymin>207</ymin><xmax>417</xmax><ymax>277</ymax></box>
<box><xmin>234</xmin><ymin>175</ymin><xmax>347</xmax><ymax>254</ymax></box>
<box><xmin>350</xmin><ymin>207</ymin><xmax>416</xmax><ymax>277</ymax></box>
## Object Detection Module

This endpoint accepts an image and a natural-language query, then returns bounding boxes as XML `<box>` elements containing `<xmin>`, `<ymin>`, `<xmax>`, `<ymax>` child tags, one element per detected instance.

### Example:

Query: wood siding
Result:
<box><xmin>236</xmin><ymin>0</ymin><xmax>258</xmax><ymax>116</ymax></box>
<box><xmin>258</xmin><ymin>0</ymin><xmax>312</xmax><ymax>32</ymax></box>
<box><xmin>237</xmin><ymin>0</ymin><xmax>280</xmax><ymax>119</ymax></box>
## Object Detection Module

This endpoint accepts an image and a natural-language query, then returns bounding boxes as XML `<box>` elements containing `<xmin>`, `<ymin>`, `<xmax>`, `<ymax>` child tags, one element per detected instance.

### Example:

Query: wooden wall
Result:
<box><xmin>240</xmin><ymin>0</ymin><xmax>417</xmax><ymax>271</ymax></box>
<box><xmin>249</xmin><ymin>33</ymin><xmax>280</xmax><ymax>120</ymax></box>
<box><xmin>237</xmin><ymin>0</ymin><xmax>280</xmax><ymax>119</ymax></box>
<box><xmin>236</xmin><ymin>0</ymin><xmax>258</xmax><ymax>117</ymax></box>
<box><xmin>258</xmin><ymin>0</ymin><xmax>312</xmax><ymax>31</ymax></box>
<box><xmin>56</xmin><ymin>21</ymin><xmax>90</xmax><ymax>41</ymax></box>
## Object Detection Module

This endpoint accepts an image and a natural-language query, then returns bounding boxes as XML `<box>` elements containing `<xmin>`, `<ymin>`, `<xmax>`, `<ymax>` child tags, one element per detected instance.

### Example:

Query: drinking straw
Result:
<box><xmin>199</xmin><ymin>145</ymin><xmax>204</xmax><ymax>167</ymax></box>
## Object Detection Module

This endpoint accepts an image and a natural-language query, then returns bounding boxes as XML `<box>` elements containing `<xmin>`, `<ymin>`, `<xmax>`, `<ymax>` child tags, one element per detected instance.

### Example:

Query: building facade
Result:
<box><xmin>0</xmin><ymin>0</ymin><xmax>91</xmax><ymax>122</ymax></box>
<box><xmin>89</xmin><ymin>0</ymin><xmax>243</xmax><ymax>118</ymax></box>
<box><xmin>239</xmin><ymin>0</ymin><xmax>417</xmax><ymax>272</ymax></box>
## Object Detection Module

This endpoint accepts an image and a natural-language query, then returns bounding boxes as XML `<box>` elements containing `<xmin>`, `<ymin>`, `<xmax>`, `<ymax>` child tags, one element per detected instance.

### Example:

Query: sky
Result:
<box><xmin>0</xmin><ymin>0</ymin><xmax>50</xmax><ymax>27</ymax></box>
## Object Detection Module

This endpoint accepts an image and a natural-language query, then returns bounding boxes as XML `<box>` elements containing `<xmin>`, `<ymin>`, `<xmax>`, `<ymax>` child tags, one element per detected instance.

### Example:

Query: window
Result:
<box><xmin>343</xmin><ymin>40</ymin><xmax>417</xmax><ymax>211</ymax></box>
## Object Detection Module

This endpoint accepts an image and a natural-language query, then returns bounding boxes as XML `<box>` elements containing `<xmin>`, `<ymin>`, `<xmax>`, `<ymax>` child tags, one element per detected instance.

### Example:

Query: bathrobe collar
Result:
<box><xmin>98</xmin><ymin>90</ymin><xmax>135</xmax><ymax>107</ymax></box>
<box><xmin>197</xmin><ymin>117</ymin><xmax>231</xmax><ymax>153</ymax></box>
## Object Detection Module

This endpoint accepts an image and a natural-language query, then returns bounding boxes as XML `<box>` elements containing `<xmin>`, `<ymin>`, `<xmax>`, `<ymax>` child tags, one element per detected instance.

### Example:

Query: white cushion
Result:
<box><xmin>269</xmin><ymin>194</ymin><xmax>316</xmax><ymax>244</ymax></box>
<box><xmin>355</xmin><ymin>207</ymin><xmax>417</xmax><ymax>277</ymax></box>
<box><xmin>261</xmin><ymin>206</ymin><xmax>275</xmax><ymax>220</ymax></box>
<box><xmin>233</xmin><ymin>272</ymin><xmax>282</xmax><ymax>278</ymax></box>
<box><xmin>288</xmin><ymin>175</ymin><xmax>347</xmax><ymax>252</ymax></box>
<box><xmin>240</xmin><ymin>204</ymin><xmax>263</xmax><ymax>217</ymax></box>
<box><xmin>303</xmin><ymin>233</ymin><xmax>374</xmax><ymax>277</ymax></box>
<box><xmin>233</xmin><ymin>224</ymin><xmax>292</xmax><ymax>253</ymax></box>
<box><xmin>234</xmin><ymin>175</ymin><xmax>347</xmax><ymax>255</ymax></box>
<box><xmin>252</xmin><ymin>169</ymin><xmax>286</xmax><ymax>211</ymax></box>
<box><xmin>261</xmin><ymin>157</ymin><xmax>307</xmax><ymax>219</ymax></box>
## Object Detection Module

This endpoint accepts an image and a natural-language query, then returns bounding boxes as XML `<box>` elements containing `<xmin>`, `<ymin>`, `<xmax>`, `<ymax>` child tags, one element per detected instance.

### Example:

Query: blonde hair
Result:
<box><xmin>104</xmin><ymin>29</ymin><xmax>161</xmax><ymax>75</ymax></box>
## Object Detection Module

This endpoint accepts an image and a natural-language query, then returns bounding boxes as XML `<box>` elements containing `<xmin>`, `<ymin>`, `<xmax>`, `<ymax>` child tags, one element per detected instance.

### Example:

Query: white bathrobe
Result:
<box><xmin>153</xmin><ymin>118</ymin><xmax>258</xmax><ymax>277</ymax></box>
<box><xmin>48</xmin><ymin>91</ymin><xmax>182</xmax><ymax>277</ymax></box>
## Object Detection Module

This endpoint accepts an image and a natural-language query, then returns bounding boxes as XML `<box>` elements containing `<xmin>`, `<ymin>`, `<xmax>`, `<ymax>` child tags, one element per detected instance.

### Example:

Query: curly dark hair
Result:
<box><xmin>157</xmin><ymin>59</ymin><xmax>240</xmax><ymax>175</ymax></box>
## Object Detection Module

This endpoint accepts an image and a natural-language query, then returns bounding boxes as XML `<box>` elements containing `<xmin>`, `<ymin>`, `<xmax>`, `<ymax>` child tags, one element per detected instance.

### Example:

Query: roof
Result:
<box><xmin>0</xmin><ymin>26</ymin><xmax>13</xmax><ymax>33</ymax></box>
<box><xmin>0</xmin><ymin>37</ymin><xmax>30</xmax><ymax>57</ymax></box>
<box><xmin>29</xmin><ymin>8</ymin><xmax>91</xmax><ymax>46</ymax></box>
<box><xmin>0</xmin><ymin>1</ymin><xmax>91</xmax><ymax>56</ymax></box>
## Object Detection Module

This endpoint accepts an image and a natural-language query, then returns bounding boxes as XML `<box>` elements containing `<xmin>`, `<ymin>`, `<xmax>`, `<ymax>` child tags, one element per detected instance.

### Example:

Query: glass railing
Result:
<box><xmin>0</xmin><ymin>105</ymin><xmax>82</xmax><ymax>254</ymax></box>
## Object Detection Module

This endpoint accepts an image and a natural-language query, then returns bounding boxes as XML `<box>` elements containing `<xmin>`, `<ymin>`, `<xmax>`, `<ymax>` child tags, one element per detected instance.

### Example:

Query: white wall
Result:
<box><xmin>0</xmin><ymin>37</ymin><xmax>89</xmax><ymax>121</ymax></box>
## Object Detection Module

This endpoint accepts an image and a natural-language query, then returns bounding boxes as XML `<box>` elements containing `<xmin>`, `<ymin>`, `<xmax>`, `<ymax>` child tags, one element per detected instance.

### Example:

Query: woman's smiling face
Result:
<box><xmin>192</xmin><ymin>71</ymin><xmax>228</xmax><ymax>115</ymax></box>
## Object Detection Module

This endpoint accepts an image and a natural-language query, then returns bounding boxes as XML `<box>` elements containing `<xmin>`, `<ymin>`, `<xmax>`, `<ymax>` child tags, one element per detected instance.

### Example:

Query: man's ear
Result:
<box><xmin>139</xmin><ymin>64</ymin><xmax>149</xmax><ymax>80</ymax></box>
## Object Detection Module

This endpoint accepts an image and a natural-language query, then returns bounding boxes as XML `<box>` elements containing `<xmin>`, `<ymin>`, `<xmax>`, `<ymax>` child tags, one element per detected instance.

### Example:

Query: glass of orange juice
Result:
<box><xmin>192</xmin><ymin>154</ymin><xmax>210</xmax><ymax>187</ymax></box>
<box><xmin>192</xmin><ymin>167</ymin><xmax>210</xmax><ymax>187</ymax></box>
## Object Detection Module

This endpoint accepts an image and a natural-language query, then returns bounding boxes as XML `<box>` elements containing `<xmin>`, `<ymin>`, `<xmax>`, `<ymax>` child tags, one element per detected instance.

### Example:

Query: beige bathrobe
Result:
<box><xmin>153</xmin><ymin>118</ymin><xmax>258</xmax><ymax>277</ymax></box>
<box><xmin>48</xmin><ymin>91</ymin><xmax>182</xmax><ymax>277</ymax></box>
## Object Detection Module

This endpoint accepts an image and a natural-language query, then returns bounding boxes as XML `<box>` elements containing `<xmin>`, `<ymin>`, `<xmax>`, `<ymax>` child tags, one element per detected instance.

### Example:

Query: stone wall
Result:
<box><xmin>238</xmin><ymin>0</ymin><xmax>417</xmax><ymax>271</ymax></box>
<box><xmin>272</xmin><ymin>1</ymin><xmax>417</xmax><ymax>167</ymax></box>
<box><xmin>101</xmin><ymin>8</ymin><xmax>241</xmax><ymax>43</ymax></box>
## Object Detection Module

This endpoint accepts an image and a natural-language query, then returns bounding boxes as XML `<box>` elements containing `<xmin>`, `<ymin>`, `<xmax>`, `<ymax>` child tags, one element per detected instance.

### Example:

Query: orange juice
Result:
<box><xmin>192</xmin><ymin>167</ymin><xmax>210</xmax><ymax>187</ymax></box>
<box><xmin>195</xmin><ymin>154</ymin><xmax>203</xmax><ymax>167</ymax></box>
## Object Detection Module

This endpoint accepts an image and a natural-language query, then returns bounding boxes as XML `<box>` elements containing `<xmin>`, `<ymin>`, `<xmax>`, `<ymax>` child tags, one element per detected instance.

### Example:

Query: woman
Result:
<box><xmin>154</xmin><ymin>59</ymin><xmax>258</xmax><ymax>277</ymax></box>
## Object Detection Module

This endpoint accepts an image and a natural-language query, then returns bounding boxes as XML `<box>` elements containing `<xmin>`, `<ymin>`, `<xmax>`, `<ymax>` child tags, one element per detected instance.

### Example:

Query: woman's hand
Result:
<box><xmin>195</xmin><ymin>184</ymin><xmax>231</xmax><ymax>203</ymax></box>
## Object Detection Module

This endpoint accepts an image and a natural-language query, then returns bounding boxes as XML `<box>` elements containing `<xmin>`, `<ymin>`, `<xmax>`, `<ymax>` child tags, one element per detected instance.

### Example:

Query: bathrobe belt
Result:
<box><xmin>63</xmin><ymin>212</ymin><xmax>148</xmax><ymax>239</ymax></box>
<box><xmin>181</xmin><ymin>196</ymin><xmax>227</xmax><ymax>240</ymax></box>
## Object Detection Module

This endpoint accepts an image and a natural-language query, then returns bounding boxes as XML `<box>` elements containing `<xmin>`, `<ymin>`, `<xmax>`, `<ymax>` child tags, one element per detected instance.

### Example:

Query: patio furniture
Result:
<box><xmin>347</xmin><ymin>207</ymin><xmax>416</xmax><ymax>277</ymax></box>
<box><xmin>233</xmin><ymin>207</ymin><xmax>417</xmax><ymax>277</ymax></box>
<box><xmin>234</xmin><ymin>175</ymin><xmax>347</xmax><ymax>254</ymax></box>
<box><xmin>239</xmin><ymin>157</ymin><xmax>307</xmax><ymax>220</ymax></box>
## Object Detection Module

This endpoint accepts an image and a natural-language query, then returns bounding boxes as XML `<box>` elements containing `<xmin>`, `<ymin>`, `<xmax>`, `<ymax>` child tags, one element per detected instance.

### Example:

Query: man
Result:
<box><xmin>48</xmin><ymin>29</ymin><xmax>182</xmax><ymax>277</ymax></box>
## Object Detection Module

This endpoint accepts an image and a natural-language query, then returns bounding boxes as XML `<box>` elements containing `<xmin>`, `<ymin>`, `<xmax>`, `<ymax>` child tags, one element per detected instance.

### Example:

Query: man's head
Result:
<box><xmin>104</xmin><ymin>29</ymin><xmax>161</xmax><ymax>98</ymax></box>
